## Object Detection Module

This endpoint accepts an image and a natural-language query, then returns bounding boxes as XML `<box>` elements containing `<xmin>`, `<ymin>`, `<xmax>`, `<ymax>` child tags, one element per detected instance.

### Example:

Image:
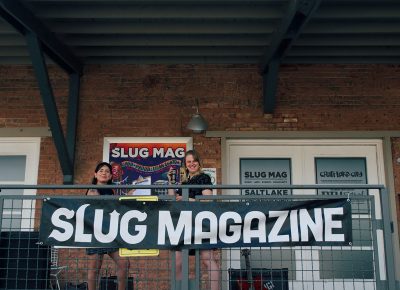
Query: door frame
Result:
<box><xmin>225</xmin><ymin>139</ymin><xmax>384</xmax><ymax>286</ymax></box>
<box><xmin>207</xmin><ymin>130</ymin><xmax>400</xmax><ymax>281</ymax></box>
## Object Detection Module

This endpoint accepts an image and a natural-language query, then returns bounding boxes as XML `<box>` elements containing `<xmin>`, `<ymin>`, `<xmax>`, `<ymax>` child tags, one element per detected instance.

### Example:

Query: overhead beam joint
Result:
<box><xmin>26</xmin><ymin>32</ymin><xmax>80</xmax><ymax>184</ymax></box>
<box><xmin>0</xmin><ymin>0</ymin><xmax>82</xmax><ymax>74</ymax></box>
<box><xmin>260</xmin><ymin>0</ymin><xmax>322</xmax><ymax>113</ymax></box>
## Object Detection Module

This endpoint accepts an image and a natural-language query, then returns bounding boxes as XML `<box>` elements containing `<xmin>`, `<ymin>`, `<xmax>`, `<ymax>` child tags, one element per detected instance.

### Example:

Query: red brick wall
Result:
<box><xmin>2</xmin><ymin>64</ymin><xmax>400</xmax><ymax>185</ymax></box>
<box><xmin>1</xmin><ymin>63</ymin><xmax>400</xmax><ymax>285</ymax></box>
<box><xmin>2</xmin><ymin>63</ymin><xmax>400</xmax><ymax>206</ymax></box>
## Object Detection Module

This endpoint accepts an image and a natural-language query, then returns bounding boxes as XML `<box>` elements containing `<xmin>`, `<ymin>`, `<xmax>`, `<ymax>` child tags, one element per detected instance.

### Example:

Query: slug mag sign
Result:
<box><xmin>39</xmin><ymin>198</ymin><xmax>352</xmax><ymax>249</ymax></box>
<box><xmin>103</xmin><ymin>137</ymin><xmax>192</xmax><ymax>196</ymax></box>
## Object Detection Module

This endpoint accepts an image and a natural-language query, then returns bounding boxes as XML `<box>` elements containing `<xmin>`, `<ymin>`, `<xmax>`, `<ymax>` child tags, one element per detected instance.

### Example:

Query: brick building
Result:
<box><xmin>0</xmin><ymin>0</ymin><xmax>400</xmax><ymax>289</ymax></box>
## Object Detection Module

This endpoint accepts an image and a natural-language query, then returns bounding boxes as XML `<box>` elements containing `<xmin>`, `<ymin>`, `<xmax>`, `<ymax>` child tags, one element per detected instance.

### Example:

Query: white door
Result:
<box><xmin>224</xmin><ymin>139</ymin><xmax>386</xmax><ymax>290</ymax></box>
<box><xmin>0</xmin><ymin>138</ymin><xmax>41</xmax><ymax>231</ymax></box>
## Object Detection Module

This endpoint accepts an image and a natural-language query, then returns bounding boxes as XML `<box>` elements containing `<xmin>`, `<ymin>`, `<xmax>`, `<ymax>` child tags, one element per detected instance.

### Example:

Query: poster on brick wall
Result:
<box><xmin>103</xmin><ymin>137</ymin><xmax>192</xmax><ymax>195</ymax></box>
<box><xmin>202</xmin><ymin>168</ymin><xmax>217</xmax><ymax>195</ymax></box>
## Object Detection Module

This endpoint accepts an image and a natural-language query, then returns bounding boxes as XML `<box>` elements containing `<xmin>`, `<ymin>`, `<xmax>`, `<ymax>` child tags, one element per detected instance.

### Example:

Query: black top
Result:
<box><xmin>86</xmin><ymin>188</ymin><xmax>114</xmax><ymax>196</ymax></box>
<box><xmin>176</xmin><ymin>173</ymin><xmax>212</xmax><ymax>199</ymax></box>
<box><xmin>98</xmin><ymin>188</ymin><xmax>114</xmax><ymax>195</ymax></box>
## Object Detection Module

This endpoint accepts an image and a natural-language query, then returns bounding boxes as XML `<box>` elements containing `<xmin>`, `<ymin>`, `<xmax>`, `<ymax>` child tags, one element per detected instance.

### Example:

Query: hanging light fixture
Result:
<box><xmin>187</xmin><ymin>98</ymin><xmax>208</xmax><ymax>133</ymax></box>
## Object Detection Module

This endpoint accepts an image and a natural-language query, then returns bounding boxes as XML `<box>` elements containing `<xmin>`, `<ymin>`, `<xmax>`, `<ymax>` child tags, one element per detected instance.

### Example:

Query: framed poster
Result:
<box><xmin>240</xmin><ymin>158</ymin><xmax>292</xmax><ymax>196</ymax></box>
<box><xmin>103</xmin><ymin>137</ymin><xmax>192</xmax><ymax>195</ymax></box>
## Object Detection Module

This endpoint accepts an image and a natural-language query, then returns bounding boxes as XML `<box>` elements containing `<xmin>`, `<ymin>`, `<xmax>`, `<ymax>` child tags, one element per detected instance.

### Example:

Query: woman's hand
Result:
<box><xmin>127</xmin><ymin>189</ymin><xmax>136</xmax><ymax>195</ymax></box>
<box><xmin>176</xmin><ymin>195</ymin><xmax>195</xmax><ymax>202</ymax></box>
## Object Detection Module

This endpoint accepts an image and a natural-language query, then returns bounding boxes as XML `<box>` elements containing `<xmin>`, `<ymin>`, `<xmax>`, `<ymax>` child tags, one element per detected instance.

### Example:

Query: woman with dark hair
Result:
<box><xmin>168</xmin><ymin>150</ymin><xmax>220</xmax><ymax>290</ymax></box>
<box><xmin>86</xmin><ymin>162</ymin><xmax>130</xmax><ymax>290</ymax></box>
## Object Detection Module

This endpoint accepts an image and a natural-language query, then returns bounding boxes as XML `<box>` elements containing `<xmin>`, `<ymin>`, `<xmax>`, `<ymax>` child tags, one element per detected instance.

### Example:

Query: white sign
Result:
<box><xmin>202</xmin><ymin>168</ymin><xmax>217</xmax><ymax>195</ymax></box>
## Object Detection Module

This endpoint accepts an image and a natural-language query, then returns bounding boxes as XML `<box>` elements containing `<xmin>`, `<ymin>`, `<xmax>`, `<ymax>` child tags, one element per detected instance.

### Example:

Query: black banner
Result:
<box><xmin>39</xmin><ymin>198</ymin><xmax>352</xmax><ymax>249</ymax></box>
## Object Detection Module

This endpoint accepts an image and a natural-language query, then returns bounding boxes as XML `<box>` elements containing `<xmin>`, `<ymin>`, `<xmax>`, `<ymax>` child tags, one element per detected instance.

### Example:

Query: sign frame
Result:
<box><xmin>103</xmin><ymin>137</ymin><xmax>192</xmax><ymax>195</ymax></box>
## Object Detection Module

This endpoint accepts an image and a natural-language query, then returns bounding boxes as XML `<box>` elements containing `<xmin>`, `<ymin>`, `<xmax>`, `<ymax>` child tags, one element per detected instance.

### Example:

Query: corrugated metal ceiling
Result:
<box><xmin>0</xmin><ymin>0</ymin><xmax>399</xmax><ymax>65</ymax></box>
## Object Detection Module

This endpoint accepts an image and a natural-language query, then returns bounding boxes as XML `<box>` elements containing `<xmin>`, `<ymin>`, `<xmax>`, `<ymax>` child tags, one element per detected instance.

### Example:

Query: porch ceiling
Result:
<box><xmin>0</xmin><ymin>0</ymin><xmax>399</xmax><ymax>65</ymax></box>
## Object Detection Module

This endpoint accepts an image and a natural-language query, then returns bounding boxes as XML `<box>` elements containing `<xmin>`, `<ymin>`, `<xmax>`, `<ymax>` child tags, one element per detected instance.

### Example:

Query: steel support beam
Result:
<box><xmin>260</xmin><ymin>0</ymin><xmax>321</xmax><ymax>113</ymax></box>
<box><xmin>0</xmin><ymin>0</ymin><xmax>82</xmax><ymax>183</ymax></box>
<box><xmin>26</xmin><ymin>32</ymin><xmax>76</xmax><ymax>184</ymax></box>
<box><xmin>66</xmin><ymin>73</ymin><xmax>80</xmax><ymax>172</ymax></box>
<box><xmin>0</xmin><ymin>0</ymin><xmax>82</xmax><ymax>74</ymax></box>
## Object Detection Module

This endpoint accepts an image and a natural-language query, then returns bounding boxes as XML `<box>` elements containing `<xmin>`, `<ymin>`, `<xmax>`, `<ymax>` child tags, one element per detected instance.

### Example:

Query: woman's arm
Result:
<box><xmin>199</xmin><ymin>173</ymin><xmax>213</xmax><ymax>199</ymax></box>
<box><xmin>177</xmin><ymin>196</ymin><xmax>196</xmax><ymax>201</ymax></box>
<box><xmin>86</xmin><ymin>189</ymin><xmax>99</xmax><ymax>196</ymax></box>
<box><xmin>201</xmin><ymin>188</ymin><xmax>213</xmax><ymax>196</ymax></box>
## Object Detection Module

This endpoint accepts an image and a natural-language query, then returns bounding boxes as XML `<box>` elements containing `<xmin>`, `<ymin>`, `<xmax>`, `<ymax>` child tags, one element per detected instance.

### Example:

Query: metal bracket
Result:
<box><xmin>0</xmin><ymin>0</ymin><xmax>82</xmax><ymax>184</ymax></box>
<box><xmin>0</xmin><ymin>0</ymin><xmax>82</xmax><ymax>74</ymax></box>
<box><xmin>375</xmin><ymin>220</ymin><xmax>384</xmax><ymax>230</ymax></box>
<box><xmin>260</xmin><ymin>0</ymin><xmax>322</xmax><ymax>113</ymax></box>
<box><xmin>26</xmin><ymin>33</ymin><xmax>80</xmax><ymax>184</ymax></box>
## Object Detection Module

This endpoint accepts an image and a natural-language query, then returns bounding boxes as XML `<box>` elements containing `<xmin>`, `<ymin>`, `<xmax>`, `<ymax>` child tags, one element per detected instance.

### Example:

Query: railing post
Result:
<box><xmin>380</xmin><ymin>187</ymin><xmax>397</xmax><ymax>290</ymax></box>
<box><xmin>195</xmin><ymin>250</ymin><xmax>200</xmax><ymax>290</ymax></box>
<box><xmin>171</xmin><ymin>250</ymin><xmax>177</xmax><ymax>290</ymax></box>
<box><xmin>0</xmin><ymin>183</ymin><xmax>393</xmax><ymax>290</ymax></box>
<box><xmin>370</xmin><ymin>194</ymin><xmax>384</xmax><ymax>289</ymax></box>
<box><xmin>181</xmin><ymin>187</ymin><xmax>190</xmax><ymax>290</ymax></box>
<box><xmin>0</xmin><ymin>195</ymin><xmax>3</xmax><ymax>231</ymax></box>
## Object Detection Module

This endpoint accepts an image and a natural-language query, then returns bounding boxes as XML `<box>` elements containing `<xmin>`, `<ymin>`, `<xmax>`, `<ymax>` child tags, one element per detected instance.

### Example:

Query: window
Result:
<box><xmin>0</xmin><ymin>138</ymin><xmax>40</xmax><ymax>231</ymax></box>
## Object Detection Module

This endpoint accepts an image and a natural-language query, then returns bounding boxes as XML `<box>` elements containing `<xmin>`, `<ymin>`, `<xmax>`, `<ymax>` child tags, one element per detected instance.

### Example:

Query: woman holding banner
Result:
<box><xmin>168</xmin><ymin>150</ymin><xmax>220</xmax><ymax>290</ymax></box>
<box><xmin>86</xmin><ymin>162</ymin><xmax>130</xmax><ymax>290</ymax></box>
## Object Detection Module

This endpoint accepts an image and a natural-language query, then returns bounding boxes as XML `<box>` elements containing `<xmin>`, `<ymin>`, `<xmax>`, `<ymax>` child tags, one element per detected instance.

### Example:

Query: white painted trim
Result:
<box><xmin>226</xmin><ymin>138</ymin><xmax>384</xmax><ymax>146</ymax></box>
